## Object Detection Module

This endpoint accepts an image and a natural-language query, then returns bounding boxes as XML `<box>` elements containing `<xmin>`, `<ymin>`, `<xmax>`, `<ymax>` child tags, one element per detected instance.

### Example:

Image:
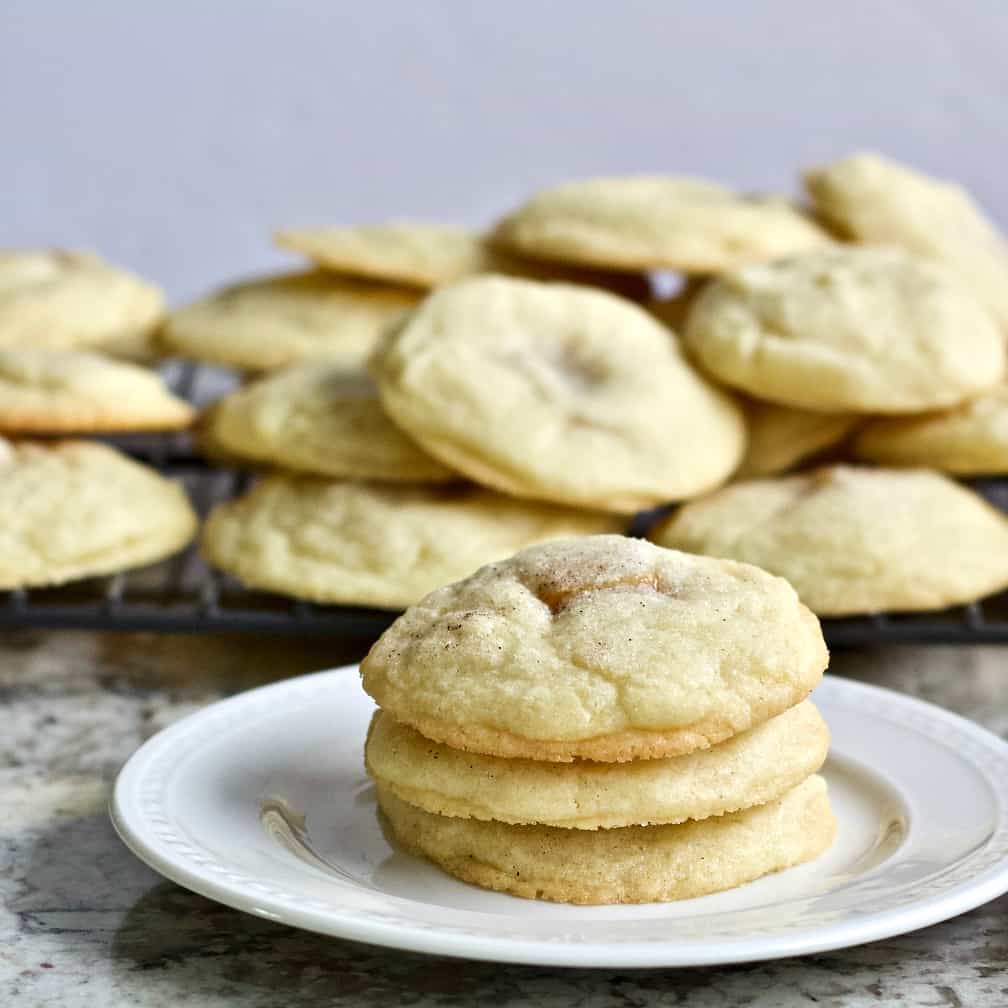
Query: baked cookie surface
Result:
<box><xmin>276</xmin><ymin>222</ymin><xmax>498</xmax><ymax>288</ymax></box>
<box><xmin>0</xmin><ymin>348</ymin><xmax>193</xmax><ymax>433</ymax></box>
<box><xmin>201</xmin><ymin>478</ymin><xmax>622</xmax><ymax>609</ymax></box>
<box><xmin>378</xmin><ymin>775</ymin><xmax>835</xmax><ymax>904</ymax></box>
<box><xmin>204</xmin><ymin>363</ymin><xmax>454</xmax><ymax>481</ymax></box>
<box><xmin>0</xmin><ymin>439</ymin><xmax>197</xmax><ymax>589</ymax></box>
<box><xmin>161</xmin><ymin>271</ymin><xmax>420</xmax><ymax>371</ymax></box>
<box><xmin>366</xmin><ymin>700</ymin><xmax>828</xmax><ymax>829</ymax></box>
<box><xmin>653</xmin><ymin>465</ymin><xmax>1008</xmax><ymax>615</ymax></box>
<box><xmin>805</xmin><ymin>152</ymin><xmax>1008</xmax><ymax>328</ymax></box>
<box><xmin>371</xmin><ymin>276</ymin><xmax>745</xmax><ymax>512</ymax></box>
<box><xmin>491</xmin><ymin>175</ymin><xmax>829</xmax><ymax>273</ymax></box>
<box><xmin>278</xmin><ymin>222</ymin><xmax>651</xmax><ymax>298</ymax></box>
<box><xmin>0</xmin><ymin>250</ymin><xmax>164</xmax><ymax>350</ymax></box>
<box><xmin>738</xmin><ymin>400</ymin><xmax>860</xmax><ymax>478</ymax></box>
<box><xmin>361</xmin><ymin>535</ymin><xmax>827</xmax><ymax>762</ymax></box>
<box><xmin>684</xmin><ymin>246</ymin><xmax>1004</xmax><ymax>413</ymax></box>
<box><xmin>852</xmin><ymin>383</ymin><xmax>1008</xmax><ymax>474</ymax></box>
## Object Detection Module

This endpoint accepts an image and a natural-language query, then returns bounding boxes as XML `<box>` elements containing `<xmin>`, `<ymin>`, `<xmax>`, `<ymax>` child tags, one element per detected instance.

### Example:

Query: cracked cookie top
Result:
<box><xmin>369</xmin><ymin>276</ymin><xmax>745</xmax><ymax>513</ymax></box>
<box><xmin>0</xmin><ymin>438</ymin><xmax>197</xmax><ymax>589</ymax></box>
<box><xmin>684</xmin><ymin>245</ymin><xmax>1005</xmax><ymax>414</ymax></box>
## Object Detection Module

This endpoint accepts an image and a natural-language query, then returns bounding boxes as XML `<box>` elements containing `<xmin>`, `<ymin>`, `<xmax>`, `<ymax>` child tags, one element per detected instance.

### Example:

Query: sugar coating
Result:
<box><xmin>0</xmin><ymin>439</ymin><xmax>197</xmax><ymax>589</ymax></box>
<box><xmin>684</xmin><ymin>246</ymin><xmax>1004</xmax><ymax>414</ymax></box>
<box><xmin>361</xmin><ymin>536</ymin><xmax>827</xmax><ymax>761</ymax></box>
<box><xmin>654</xmin><ymin>465</ymin><xmax>1008</xmax><ymax>616</ymax></box>
<box><xmin>491</xmin><ymin>175</ymin><xmax>829</xmax><ymax>273</ymax></box>
<box><xmin>371</xmin><ymin>276</ymin><xmax>745</xmax><ymax>513</ymax></box>
<box><xmin>378</xmin><ymin>775</ymin><xmax>835</xmax><ymax>904</ymax></box>
<box><xmin>366</xmin><ymin>700</ymin><xmax>829</xmax><ymax>829</ymax></box>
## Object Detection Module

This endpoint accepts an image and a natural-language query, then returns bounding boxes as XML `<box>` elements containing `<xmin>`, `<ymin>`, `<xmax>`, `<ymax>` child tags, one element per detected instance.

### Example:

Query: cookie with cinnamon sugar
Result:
<box><xmin>361</xmin><ymin>535</ymin><xmax>827</xmax><ymax>762</ymax></box>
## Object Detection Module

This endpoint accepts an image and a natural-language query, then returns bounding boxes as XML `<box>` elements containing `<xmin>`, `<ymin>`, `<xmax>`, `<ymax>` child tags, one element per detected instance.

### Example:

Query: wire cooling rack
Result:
<box><xmin>4</xmin><ymin>361</ymin><xmax>1008</xmax><ymax>646</ymax></box>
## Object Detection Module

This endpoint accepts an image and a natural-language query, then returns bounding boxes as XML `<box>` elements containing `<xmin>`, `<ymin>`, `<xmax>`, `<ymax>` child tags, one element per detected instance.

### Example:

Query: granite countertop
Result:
<box><xmin>2</xmin><ymin>631</ymin><xmax>1006</xmax><ymax>1007</ymax></box>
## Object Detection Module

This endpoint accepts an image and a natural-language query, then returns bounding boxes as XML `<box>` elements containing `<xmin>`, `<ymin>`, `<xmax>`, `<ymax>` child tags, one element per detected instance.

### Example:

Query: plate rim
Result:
<box><xmin>110</xmin><ymin>667</ymin><xmax>1008</xmax><ymax>968</ymax></box>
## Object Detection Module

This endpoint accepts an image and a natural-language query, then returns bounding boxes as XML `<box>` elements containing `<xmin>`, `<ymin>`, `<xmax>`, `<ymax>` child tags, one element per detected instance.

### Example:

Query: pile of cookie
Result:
<box><xmin>196</xmin><ymin>151</ymin><xmax>1008</xmax><ymax>617</ymax></box>
<box><xmin>187</xmin><ymin>234</ymin><xmax>662</xmax><ymax>605</ymax></box>
<box><xmin>0</xmin><ymin>252</ymin><xmax>196</xmax><ymax>591</ymax></box>
<box><xmin>4</xmin><ymin>150</ymin><xmax>1008</xmax><ymax>619</ymax></box>
<box><xmin>362</xmin><ymin>536</ymin><xmax>835</xmax><ymax>903</ymax></box>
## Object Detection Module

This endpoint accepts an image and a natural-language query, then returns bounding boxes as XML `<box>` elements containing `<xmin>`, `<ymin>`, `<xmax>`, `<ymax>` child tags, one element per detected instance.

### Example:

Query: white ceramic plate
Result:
<box><xmin>111</xmin><ymin>667</ymin><xmax>1008</xmax><ymax>968</ymax></box>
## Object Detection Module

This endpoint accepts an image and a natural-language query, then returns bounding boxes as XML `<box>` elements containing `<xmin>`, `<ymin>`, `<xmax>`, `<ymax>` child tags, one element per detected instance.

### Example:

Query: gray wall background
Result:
<box><xmin>3</xmin><ymin>1</ymin><xmax>1006</xmax><ymax>303</ymax></box>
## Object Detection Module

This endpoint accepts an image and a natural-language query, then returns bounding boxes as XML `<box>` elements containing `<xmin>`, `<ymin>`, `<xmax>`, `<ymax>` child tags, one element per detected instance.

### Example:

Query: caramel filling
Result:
<box><xmin>534</xmin><ymin>571</ymin><xmax>663</xmax><ymax>615</ymax></box>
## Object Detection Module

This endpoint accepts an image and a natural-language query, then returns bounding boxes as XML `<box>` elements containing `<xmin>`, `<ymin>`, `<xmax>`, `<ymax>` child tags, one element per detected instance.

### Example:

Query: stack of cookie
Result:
<box><xmin>0</xmin><ymin>251</ymin><xmax>198</xmax><ymax>591</ymax></box>
<box><xmin>361</xmin><ymin>535</ymin><xmax>834</xmax><ymax>904</ymax></box>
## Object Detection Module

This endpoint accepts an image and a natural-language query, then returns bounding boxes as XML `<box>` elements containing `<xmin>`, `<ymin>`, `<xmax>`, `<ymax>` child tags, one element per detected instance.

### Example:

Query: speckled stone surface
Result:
<box><xmin>2</xmin><ymin>632</ymin><xmax>1007</xmax><ymax>1007</ymax></box>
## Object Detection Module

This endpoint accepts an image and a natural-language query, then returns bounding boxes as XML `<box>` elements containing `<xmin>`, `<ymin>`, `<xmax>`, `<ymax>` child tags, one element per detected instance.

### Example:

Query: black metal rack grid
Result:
<box><xmin>4</xmin><ymin>361</ymin><xmax>1008</xmax><ymax>647</ymax></box>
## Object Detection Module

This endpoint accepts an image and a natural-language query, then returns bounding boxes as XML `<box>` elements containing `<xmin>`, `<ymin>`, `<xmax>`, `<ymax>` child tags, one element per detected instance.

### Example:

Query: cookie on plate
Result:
<box><xmin>366</xmin><ymin>699</ymin><xmax>829</xmax><ymax>829</ymax></box>
<box><xmin>378</xmin><ymin>775</ymin><xmax>835</xmax><ymax>904</ymax></box>
<box><xmin>737</xmin><ymin>400</ymin><xmax>860</xmax><ymax>478</ymax></box>
<box><xmin>203</xmin><ymin>362</ymin><xmax>454</xmax><ymax>481</ymax></box>
<box><xmin>652</xmin><ymin>465</ymin><xmax>1008</xmax><ymax>615</ymax></box>
<box><xmin>201</xmin><ymin>477</ymin><xmax>623</xmax><ymax>609</ymax></box>
<box><xmin>0</xmin><ymin>348</ymin><xmax>194</xmax><ymax>433</ymax></box>
<box><xmin>0</xmin><ymin>439</ymin><xmax>197</xmax><ymax>589</ymax></box>
<box><xmin>683</xmin><ymin>246</ymin><xmax>1004</xmax><ymax>413</ymax></box>
<box><xmin>371</xmin><ymin>276</ymin><xmax>745</xmax><ymax>512</ymax></box>
<box><xmin>0</xmin><ymin>250</ymin><xmax>164</xmax><ymax>351</ymax></box>
<box><xmin>805</xmin><ymin>152</ymin><xmax>1008</xmax><ymax>328</ymax></box>
<box><xmin>160</xmin><ymin>271</ymin><xmax>420</xmax><ymax>371</ymax></box>
<box><xmin>361</xmin><ymin>535</ymin><xmax>827</xmax><ymax>762</ymax></box>
<box><xmin>852</xmin><ymin>384</ymin><xmax>1008</xmax><ymax>474</ymax></box>
<box><xmin>490</xmin><ymin>175</ymin><xmax>829</xmax><ymax>273</ymax></box>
